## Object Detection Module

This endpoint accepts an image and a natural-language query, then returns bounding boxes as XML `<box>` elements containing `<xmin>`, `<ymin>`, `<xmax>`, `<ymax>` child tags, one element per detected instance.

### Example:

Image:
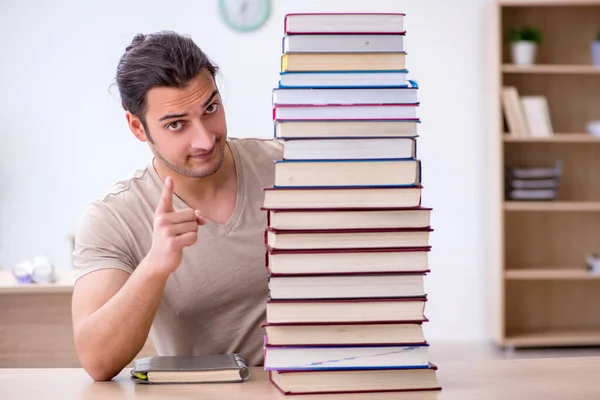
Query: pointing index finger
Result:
<box><xmin>156</xmin><ymin>176</ymin><xmax>174</xmax><ymax>214</ymax></box>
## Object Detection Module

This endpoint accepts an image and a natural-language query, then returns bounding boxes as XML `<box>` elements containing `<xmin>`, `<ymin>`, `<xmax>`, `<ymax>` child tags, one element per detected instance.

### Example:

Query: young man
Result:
<box><xmin>71</xmin><ymin>31</ymin><xmax>282</xmax><ymax>381</ymax></box>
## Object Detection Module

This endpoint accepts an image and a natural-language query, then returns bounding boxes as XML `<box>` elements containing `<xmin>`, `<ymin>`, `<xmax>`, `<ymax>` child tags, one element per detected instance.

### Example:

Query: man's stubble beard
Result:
<box><xmin>151</xmin><ymin>136</ymin><xmax>227</xmax><ymax>179</ymax></box>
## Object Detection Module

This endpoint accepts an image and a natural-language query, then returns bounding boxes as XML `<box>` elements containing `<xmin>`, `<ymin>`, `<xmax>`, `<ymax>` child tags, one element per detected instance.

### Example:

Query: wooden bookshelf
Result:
<box><xmin>485</xmin><ymin>1</ymin><xmax>600</xmax><ymax>348</ymax></box>
<box><xmin>504</xmin><ymin>329</ymin><xmax>600</xmax><ymax>347</ymax></box>
<box><xmin>505</xmin><ymin>269</ymin><xmax>600</xmax><ymax>279</ymax></box>
<box><xmin>502</xmin><ymin>64</ymin><xmax>600</xmax><ymax>74</ymax></box>
<box><xmin>505</xmin><ymin>201</ymin><xmax>600</xmax><ymax>211</ymax></box>
<box><xmin>503</xmin><ymin>133</ymin><xmax>600</xmax><ymax>143</ymax></box>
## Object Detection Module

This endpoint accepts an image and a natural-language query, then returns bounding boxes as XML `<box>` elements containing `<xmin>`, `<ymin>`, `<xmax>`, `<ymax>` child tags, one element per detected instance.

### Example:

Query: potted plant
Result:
<box><xmin>508</xmin><ymin>26</ymin><xmax>542</xmax><ymax>66</ymax></box>
<box><xmin>591</xmin><ymin>28</ymin><xmax>600</xmax><ymax>67</ymax></box>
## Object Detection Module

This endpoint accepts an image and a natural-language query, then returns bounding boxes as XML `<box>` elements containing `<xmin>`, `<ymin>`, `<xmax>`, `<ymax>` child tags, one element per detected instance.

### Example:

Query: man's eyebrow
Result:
<box><xmin>203</xmin><ymin>89</ymin><xmax>220</xmax><ymax>107</ymax></box>
<box><xmin>159</xmin><ymin>112</ymin><xmax>188</xmax><ymax>122</ymax></box>
<box><xmin>157</xmin><ymin>90</ymin><xmax>220</xmax><ymax>121</ymax></box>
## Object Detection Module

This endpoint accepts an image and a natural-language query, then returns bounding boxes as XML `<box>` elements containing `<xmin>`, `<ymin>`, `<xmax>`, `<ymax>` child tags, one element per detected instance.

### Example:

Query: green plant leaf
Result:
<box><xmin>507</xmin><ymin>26</ymin><xmax>542</xmax><ymax>44</ymax></box>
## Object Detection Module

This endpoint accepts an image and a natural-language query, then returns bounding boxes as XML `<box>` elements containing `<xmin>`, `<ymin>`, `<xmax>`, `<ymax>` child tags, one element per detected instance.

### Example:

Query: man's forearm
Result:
<box><xmin>74</xmin><ymin>256</ymin><xmax>168</xmax><ymax>380</ymax></box>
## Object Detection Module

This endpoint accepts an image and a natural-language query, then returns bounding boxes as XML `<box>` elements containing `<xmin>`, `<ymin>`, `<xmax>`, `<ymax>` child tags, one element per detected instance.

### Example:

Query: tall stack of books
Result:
<box><xmin>262</xmin><ymin>12</ymin><xmax>441</xmax><ymax>395</ymax></box>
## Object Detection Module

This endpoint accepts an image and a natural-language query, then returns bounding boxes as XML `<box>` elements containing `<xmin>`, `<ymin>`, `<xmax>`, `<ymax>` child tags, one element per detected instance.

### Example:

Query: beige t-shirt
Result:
<box><xmin>73</xmin><ymin>137</ymin><xmax>283</xmax><ymax>366</ymax></box>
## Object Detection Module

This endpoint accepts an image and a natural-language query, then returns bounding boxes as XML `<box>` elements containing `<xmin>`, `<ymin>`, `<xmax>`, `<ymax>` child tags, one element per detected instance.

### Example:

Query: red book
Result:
<box><xmin>268</xmin><ymin>365</ymin><xmax>441</xmax><ymax>395</ymax></box>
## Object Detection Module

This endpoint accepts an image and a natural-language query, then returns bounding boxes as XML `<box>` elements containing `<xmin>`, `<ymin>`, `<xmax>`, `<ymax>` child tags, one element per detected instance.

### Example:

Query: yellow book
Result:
<box><xmin>281</xmin><ymin>52</ymin><xmax>406</xmax><ymax>72</ymax></box>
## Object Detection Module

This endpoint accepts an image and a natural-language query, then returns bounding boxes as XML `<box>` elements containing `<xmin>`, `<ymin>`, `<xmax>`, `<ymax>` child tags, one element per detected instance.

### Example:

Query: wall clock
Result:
<box><xmin>218</xmin><ymin>0</ymin><xmax>271</xmax><ymax>33</ymax></box>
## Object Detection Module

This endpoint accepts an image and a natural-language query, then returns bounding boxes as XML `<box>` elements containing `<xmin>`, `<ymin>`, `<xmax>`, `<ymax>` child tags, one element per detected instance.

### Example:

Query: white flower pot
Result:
<box><xmin>591</xmin><ymin>42</ymin><xmax>600</xmax><ymax>66</ymax></box>
<box><xmin>510</xmin><ymin>41</ymin><xmax>537</xmax><ymax>66</ymax></box>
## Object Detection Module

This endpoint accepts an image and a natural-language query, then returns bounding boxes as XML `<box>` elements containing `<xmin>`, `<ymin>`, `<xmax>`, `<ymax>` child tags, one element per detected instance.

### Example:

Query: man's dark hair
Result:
<box><xmin>116</xmin><ymin>31</ymin><xmax>219</xmax><ymax>125</ymax></box>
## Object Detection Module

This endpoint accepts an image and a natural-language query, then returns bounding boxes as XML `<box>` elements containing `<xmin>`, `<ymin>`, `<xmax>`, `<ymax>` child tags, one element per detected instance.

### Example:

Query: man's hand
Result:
<box><xmin>148</xmin><ymin>176</ymin><xmax>204</xmax><ymax>276</ymax></box>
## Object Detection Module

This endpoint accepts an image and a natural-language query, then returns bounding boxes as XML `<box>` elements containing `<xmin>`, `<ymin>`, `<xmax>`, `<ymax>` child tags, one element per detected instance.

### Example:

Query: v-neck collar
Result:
<box><xmin>147</xmin><ymin>139</ymin><xmax>245</xmax><ymax>236</ymax></box>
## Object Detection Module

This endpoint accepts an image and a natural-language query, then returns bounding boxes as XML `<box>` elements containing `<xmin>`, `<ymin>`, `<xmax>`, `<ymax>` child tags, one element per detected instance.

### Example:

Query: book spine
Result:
<box><xmin>233</xmin><ymin>353</ymin><xmax>251</xmax><ymax>381</ymax></box>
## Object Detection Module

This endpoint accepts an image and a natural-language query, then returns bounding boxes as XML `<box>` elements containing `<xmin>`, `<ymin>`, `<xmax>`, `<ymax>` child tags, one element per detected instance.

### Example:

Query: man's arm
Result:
<box><xmin>72</xmin><ymin>176</ymin><xmax>204</xmax><ymax>381</ymax></box>
<box><xmin>71</xmin><ymin>258</ymin><xmax>169</xmax><ymax>381</ymax></box>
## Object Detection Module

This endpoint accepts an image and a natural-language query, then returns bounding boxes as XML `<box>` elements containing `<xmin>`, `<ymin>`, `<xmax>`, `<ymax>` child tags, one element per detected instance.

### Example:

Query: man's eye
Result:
<box><xmin>205</xmin><ymin>102</ymin><xmax>219</xmax><ymax>115</ymax></box>
<box><xmin>167</xmin><ymin>121</ymin><xmax>184</xmax><ymax>131</ymax></box>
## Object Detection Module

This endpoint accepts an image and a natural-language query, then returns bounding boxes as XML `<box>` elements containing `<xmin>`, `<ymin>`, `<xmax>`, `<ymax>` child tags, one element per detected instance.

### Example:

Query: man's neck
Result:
<box><xmin>153</xmin><ymin>143</ymin><xmax>236</xmax><ymax>204</ymax></box>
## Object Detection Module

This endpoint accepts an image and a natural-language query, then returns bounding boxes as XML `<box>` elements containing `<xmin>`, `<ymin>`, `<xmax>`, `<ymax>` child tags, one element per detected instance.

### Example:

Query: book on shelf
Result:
<box><xmin>501</xmin><ymin>86</ymin><xmax>554</xmax><ymax>138</ymax></box>
<box><xmin>263</xmin><ymin>11</ymin><xmax>440</xmax><ymax>395</ymax></box>
<box><xmin>501</xmin><ymin>86</ymin><xmax>529</xmax><ymax>137</ymax></box>
<box><xmin>520</xmin><ymin>95</ymin><xmax>553</xmax><ymax>137</ymax></box>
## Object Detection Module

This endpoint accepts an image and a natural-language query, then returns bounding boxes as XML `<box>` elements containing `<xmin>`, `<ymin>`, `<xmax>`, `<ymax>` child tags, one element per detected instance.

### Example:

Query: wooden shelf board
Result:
<box><xmin>500</xmin><ymin>0</ymin><xmax>600</xmax><ymax>6</ymax></box>
<box><xmin>505</xmin><ymin>269</ymin><xmax>600</xmax><ymax>280</ymax></box>
<box><xmin>502</xmin><ymin>64</ymin><xmax>600</xmax><ymax>74</ymax></box>
<box><xmin>505</xmin><ymin>329</ymin><xmax>600</xmax><ymax>347</ymax></box>
<box><xmin>0</xmin><ymin>269</ymin><xmax>74</xmax><ymax>294</ymax></box>
<box><xmin>504</xmin><ymin>201</ymin><xmax>600</xmax><ymax>211</ymax></box>
<box><xmin>504</xmin><ymin>134</ymin><xmax>600</xmax><ymax>143</ymax></box>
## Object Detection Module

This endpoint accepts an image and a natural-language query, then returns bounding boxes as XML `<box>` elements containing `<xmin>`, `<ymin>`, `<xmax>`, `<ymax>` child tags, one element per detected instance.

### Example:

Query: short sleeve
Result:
<box><xmin>73</xmin><ymin>202</ymin><xmax>136</xmax><ymax>281</ymax></box>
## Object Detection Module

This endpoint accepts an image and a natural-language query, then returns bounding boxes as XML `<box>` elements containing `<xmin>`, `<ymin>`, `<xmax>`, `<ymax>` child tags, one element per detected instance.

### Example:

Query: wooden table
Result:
<box><xmin>1</xmin><ymin>356</ymin><xmax>598</xmax><ymax>399</ymax></box>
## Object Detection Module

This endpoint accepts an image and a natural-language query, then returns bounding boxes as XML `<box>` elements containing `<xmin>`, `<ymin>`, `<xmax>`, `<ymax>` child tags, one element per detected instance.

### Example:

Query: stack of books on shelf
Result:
<box><xmin>505</xmin><ymin>159</ymin><xmax>562</xmax><ymax>201</ymax></box>
<box><xmin>261</xmin><ymin>12</ymin><xmax>441</xmax><ymax>395</ymax></box>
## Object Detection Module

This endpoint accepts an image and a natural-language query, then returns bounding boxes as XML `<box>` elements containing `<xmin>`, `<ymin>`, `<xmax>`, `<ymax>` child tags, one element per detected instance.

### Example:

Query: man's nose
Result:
<box><xmin>189</xmin><ymin>122</ymin><xmax>215</xmax><ymax>150</ymax></box>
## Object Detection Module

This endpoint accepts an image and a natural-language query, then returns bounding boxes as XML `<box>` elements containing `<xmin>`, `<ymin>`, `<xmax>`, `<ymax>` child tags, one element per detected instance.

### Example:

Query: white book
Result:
<box><xmin>272</xmin><ymin>87</ymin><xmax>418</xmax><ymax>106</ymax></box>
<box><xmin>268</xmin><ymin>274</ymin><xmax>425</xmax><ymax>300</ymax></box>
<box><xmin>285</xmin><ymin>13</ymin><xmax>405</xmax><ymax>34</ymax></box>
<box><xmin>521</xmin><ymin>96</ymin><xmax>553</xmax><ymax>137</ymax></box>
<box><xmin>283</xmin><ymin>34</ymin><xmax>404</xmax><ymax>53</ymax></box>
<box><xmin>283</xmin><ymin>137</ymin><xmax>416</xmax><ymax>160</ymax></box>
<box><xmin>279</xmin><ymin>71</ymin><xmax>408</xmax><ymax>88</ymax></box>
<box><xmin>274</xmin><ymin>104</ymin><xmax>417</xmax><ymax>120</ymax></box>
<box><xmin>264</xmin><ymin>344</ymin><xmax>428</xmax><ymax>370</ymax></box>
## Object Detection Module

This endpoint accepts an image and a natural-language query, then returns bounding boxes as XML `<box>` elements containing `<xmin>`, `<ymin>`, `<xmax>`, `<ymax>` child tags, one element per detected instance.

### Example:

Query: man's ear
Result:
<box><xmin>126</xmin><ymin>112</ymin><xmax>149</xmax><ymax>142</ymax></box>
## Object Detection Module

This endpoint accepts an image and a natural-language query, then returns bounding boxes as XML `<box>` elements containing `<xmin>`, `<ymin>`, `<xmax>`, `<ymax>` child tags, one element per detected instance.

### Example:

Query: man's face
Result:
<box><xmin>131</xmin><ymin>69</ymin><xmax>227</xmax><ymax>178</ymax></box>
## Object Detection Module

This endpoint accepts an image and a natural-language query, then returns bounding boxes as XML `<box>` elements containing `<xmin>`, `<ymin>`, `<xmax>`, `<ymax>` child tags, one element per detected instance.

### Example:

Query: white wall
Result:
<box><xmin>0</xmin><ymin>0</ymin><xmax>491</xmax><ymax>342</ymax></box>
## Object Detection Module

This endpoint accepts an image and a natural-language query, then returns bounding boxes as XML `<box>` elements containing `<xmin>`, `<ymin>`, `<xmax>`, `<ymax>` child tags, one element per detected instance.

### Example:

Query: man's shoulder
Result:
<box><xmin>229</xmin><ymin>137</ymin><xmax>283</xmax><ymax>161</ymax></box>
<box><xmin>84</xmin><ymin>165</ymin><xmax>156</xmax><ymax>220</ymax></box>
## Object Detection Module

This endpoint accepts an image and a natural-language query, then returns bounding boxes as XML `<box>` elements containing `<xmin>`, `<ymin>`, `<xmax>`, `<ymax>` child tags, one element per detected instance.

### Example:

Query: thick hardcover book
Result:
<box><xmin>262</xmin><ymin>185</ymin><xmax>423</xmax><ymax>209</ymax></box>
<box><xmin>265</xmin><ymin>246</ymin><xmax>431</xmax><ymax>276</ymax></box>
<box><xmin>264</xmin><ymin>343</ymin><xmax>430</xmax><ymax>370</ymax></box>
<box><xmin>273</xmin><ymin>158</ymin><xmax>422</xmax><ymax>188</ymax></box>
<box><xmin>284</xmin><ymin>13</ymin><xmax>406</xmax><ymax>34</ymax></box>
<box><xmin>268</xmin><ymin>364</ymin><xmax>441</xmax><ymax>395</ymax></box>
<box><xmin>266</xmin><ymin>297</ymin><xmax>428</xmax><ymax>324</ymax></box>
